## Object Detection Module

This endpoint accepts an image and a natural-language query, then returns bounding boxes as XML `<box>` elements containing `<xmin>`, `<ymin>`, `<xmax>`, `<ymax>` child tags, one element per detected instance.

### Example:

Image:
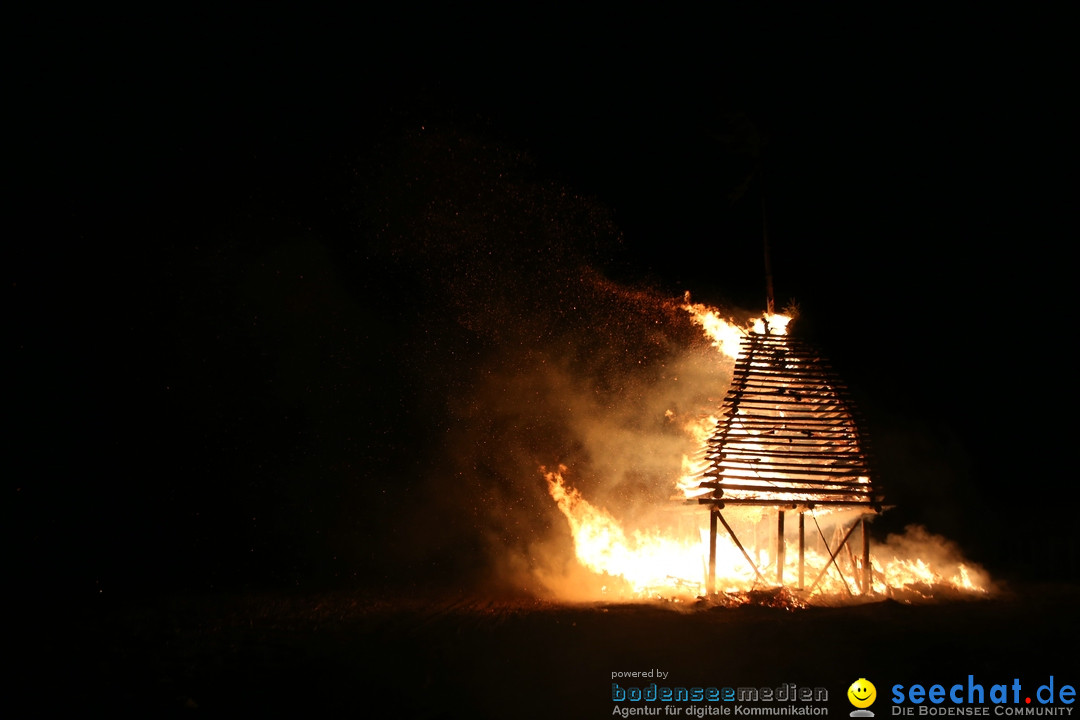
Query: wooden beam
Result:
<box><xmin>702</xmin><ymin>483</ymin><xmax>874</xmax><ymax>496</ymax></box>
<box><xmin>777</xmin><ymin>511</ymin><xmax>786</xmax><ymax>585</ymax></box>
<box><xmin>798</xmin><ymin>512</ymin><xmax>806</xmax><ymax>590</ymax></box>
<box><xmin>699</xmin><ymin>498</ymin><xmax>883</xmax><ymax>508</ymax></box>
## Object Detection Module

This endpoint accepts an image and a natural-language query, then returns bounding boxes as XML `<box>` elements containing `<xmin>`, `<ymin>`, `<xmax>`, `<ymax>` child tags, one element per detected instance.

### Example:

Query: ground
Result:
<box><xmin>16</xmin><ymin>583</ymin><xmax>1079</xmax><ymax>717</ymax></box>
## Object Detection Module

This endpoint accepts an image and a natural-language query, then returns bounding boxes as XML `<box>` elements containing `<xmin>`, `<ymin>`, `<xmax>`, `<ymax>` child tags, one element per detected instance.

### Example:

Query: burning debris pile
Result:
<box><xmin>538</xmin><ymin>302</ymin><xmax>991</xmax><ymax>605</ymax></box>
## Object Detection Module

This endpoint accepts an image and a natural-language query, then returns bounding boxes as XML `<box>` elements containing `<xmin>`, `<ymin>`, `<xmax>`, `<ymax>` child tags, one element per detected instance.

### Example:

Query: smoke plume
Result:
<box><xmin>364</xmin><ymin>125</ymin><xmax>739</xmax><ymax>594</ymax></box>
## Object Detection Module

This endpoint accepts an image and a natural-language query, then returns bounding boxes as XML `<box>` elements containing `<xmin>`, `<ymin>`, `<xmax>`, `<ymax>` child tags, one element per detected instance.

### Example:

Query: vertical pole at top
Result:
<box><xmin>762</xmin><ymin>192</ymin><xmax>775</xmax><ymax>316</ymax></box>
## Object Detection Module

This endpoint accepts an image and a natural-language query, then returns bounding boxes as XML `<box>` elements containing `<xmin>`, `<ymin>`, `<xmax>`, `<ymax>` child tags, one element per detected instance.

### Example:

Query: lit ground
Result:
<box><xmin>16</xmin><ymin>583</ymin><xmax>1079</xmax><ymax>717</ymax></box>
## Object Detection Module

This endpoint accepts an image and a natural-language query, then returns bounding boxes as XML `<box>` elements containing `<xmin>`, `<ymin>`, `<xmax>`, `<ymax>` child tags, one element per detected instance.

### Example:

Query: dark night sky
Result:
<box><xmin>10</xmin><ymin>9</ymin><xmax>1076</xmax><ymax>596</ymax></box>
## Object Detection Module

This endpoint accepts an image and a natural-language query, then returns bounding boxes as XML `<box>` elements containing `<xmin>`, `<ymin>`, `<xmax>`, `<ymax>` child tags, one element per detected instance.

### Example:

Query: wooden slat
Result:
<box><xmin>706</xmin><ymin>462</ymin><xmax>870</xmax><ymax>477</ymax></box>
<box><xmin>709</xmin><ymin>435</ymin><xmax>858</xmax><ymax>445</ymax></box>
<box><xmin>730</xmin><ymin>375</ymin><xmax>846</xmax><ymax>386</ymax></box>
<box><xmin>703</xmin><ymin>483</ymin><xmax>874</xmax><ymax>496</ymax></box>
<box><xmin>712</xmin><ymin>416</ymin><xmax>855</xmax><ymax>426</ymax></box>
<box><xmin>722</xmin><ymin>400</ymin><xmax>848</xmax><ymax>412</ymax></box>
<box><xmin>699</xmin><ymin>477</ymin><xmax>871</xmax><ymax>490</ymax></box>
<box><xmin>711</xmin><ymin>436</ymin><xmax>861</xmax><ymax>448</ymax></box>
<box><xmin>729</xmin><ymin>377</ymin><xmax>838</xmax><ymax>387</ymax></box>
<box><xmin>717</xmin><ymin>450</ymin><xmax>868</xmax><ymax>462</ymax></box>
<box><xmin>722</xmin><ymin>390</ymin><xmax>850</xmax><ymax>402</ymax></box>
<box><xmin>722</xmin><ymin>408</ymin><xmax>850</xmax><ymax>418</ymax></box>
<box><xmin>705</xmin><ymin>473</ymin><xmax>869</xmax><ymax>486</ymax></box>
<box><xmin>711</xmin><ymin>421</ymin><xmax>856</xmax><ymax>429</ymax></box>
<box><xmin>695</xmin><ymin>498</ymin><xmax>882</xmax><ymax>507</ymax></box>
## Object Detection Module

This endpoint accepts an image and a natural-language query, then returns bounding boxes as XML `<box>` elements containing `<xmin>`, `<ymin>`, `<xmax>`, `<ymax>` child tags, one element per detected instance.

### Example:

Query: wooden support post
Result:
<box><xmin>709</xmin><ymin>509</ymin><xmax>718</xmax><ymax>596</ymax></box>
<box><xmin>861</xmin><ymin>516</ymin><xmax>871</xmax><ymax>595</ymax></box>
<box><xmin>776</xmin><ymin>510</ymin><xmax>786</xmax><ymax>585</ymax></box>
<box><xmin>798</xmin><ymin>512</ymin><xmax>806</xmax><ymax>590</ymax></box>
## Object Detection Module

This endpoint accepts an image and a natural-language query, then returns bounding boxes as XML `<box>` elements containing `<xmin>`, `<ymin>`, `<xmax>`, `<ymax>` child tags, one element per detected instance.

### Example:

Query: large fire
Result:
<box><xmin>542</xmin><ymin>301</ymin><xmax>991</xmax><ymax>604</ymax></box>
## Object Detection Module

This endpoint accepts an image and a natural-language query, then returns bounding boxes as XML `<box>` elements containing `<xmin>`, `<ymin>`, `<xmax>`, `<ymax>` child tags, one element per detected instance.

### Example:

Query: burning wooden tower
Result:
<box><xmin>693</xmin><ymin>322</ymin><xmax>884</xmax><ymax>595</ymax></box>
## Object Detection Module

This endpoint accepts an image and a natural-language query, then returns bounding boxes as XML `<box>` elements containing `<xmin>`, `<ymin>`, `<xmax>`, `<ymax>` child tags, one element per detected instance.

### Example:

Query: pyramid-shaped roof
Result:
<box><xmin>697</xmin><ymin>330</ymin><xmax>882</xmax><ymax>509</ymax></box>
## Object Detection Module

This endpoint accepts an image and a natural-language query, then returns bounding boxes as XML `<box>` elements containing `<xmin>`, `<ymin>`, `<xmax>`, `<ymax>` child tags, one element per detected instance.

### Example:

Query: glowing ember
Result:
<box><xmin>540</xmin><ymin>301</ymin><xmax>991</xmax><ymax>604</ymax></box>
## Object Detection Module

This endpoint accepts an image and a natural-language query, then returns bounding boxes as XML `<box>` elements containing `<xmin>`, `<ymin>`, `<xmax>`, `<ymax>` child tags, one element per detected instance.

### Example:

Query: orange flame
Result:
<box><xmin>544</xmin><ymin>466</ymin><xmax>706</xmax><ymax>597</ymax></box>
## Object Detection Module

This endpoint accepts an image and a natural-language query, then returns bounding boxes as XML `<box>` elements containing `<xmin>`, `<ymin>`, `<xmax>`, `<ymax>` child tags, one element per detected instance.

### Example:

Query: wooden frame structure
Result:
<box><xmin>692</xmin><ymin>328</ymin><xmax>884</xmax><ymax>595</ymax></box>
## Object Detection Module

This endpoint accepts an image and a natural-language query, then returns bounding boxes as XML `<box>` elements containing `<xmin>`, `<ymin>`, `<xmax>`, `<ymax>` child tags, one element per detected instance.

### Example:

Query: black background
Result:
<box><xmin>10</xmin><ymin>7</ymin><xmax>1076</xmax><ymax>600</ymax></box>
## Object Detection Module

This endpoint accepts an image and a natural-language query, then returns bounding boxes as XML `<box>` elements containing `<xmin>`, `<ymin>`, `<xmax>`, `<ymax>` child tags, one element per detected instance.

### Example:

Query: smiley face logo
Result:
<box><xmin>848</xmin><ymin>678</ymin><xmax>877</xmax><ymax>709</ymax></box>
